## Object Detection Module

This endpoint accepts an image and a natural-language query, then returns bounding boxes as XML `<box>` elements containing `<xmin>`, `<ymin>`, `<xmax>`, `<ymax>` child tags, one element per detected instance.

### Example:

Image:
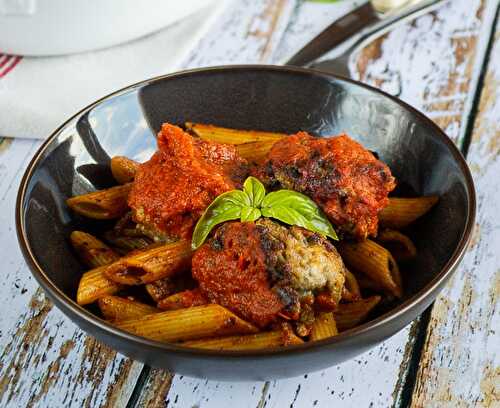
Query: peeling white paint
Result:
<box><xmin>412</xmin><ymin>10</ymin><xmax>500</xmax><ymax>406</ymax></box>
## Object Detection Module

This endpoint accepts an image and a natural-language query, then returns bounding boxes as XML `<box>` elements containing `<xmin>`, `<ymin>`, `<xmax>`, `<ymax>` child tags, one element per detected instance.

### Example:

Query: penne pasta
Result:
<box><xmin>342</xmin><ymin>268</ymin><xmax>362</xmax><ymax>302</ymax></box>
<box><xmin>376</xmin><ymin>229</ymin><xmax>417</xmax><ymax>261</ymax></box>
<box><xmin>157</xmin><ymin>289</ymin><xmax>208</xmax><ymax>310</ymax></box>
<box><xmin>115</xmin><ymin>304</ymin><xmax>258</xmax><ymax>342</ymax></box>
<box><xmin>379</xmin><ymin>196</ymin><xmax>439</xmax><ymax>229</ymax></box>
<box><xmin>98</xmin><ymin>295</ymin><xmax>159</xmax><ymax>321</ymax></box>
<box><xmin>104</xmin><ymin>240</ymin><xmax>193</xmax><ymax>285</ymax></box>
<box><xmin>334</xmin><ymin>296</ymin><xmax>382</xmax><ymax>331</ymax></box>
<box><xmin>133</xmin><ymin>223</ymin><xmax>171</xmax><ymax>243</ymax></box>
<box><xmin>185</xmin><ymin>122</ymin><xmax>285</xmax><ymax>144</ymax></box>
<box><xmin>235</xmin><ymin>140</ymin><xmax>277</xmax><ymax>163</ymax></box>
<box><xmin>77</xmin><ymin>266</ymin><xmax>123</xmax><ymax>305</ymax></box>
<box><xmin>66</xmin><ymin>183</ymin><xmax>132</xmax><ymax>219</ymax></box>
<box><xmin>67</xmin><ymin>122</ymin><xmax>441</xmax><ymax>348</ymax></box>
<box><xmin>110</xmin><ymin>156</ymin><xmax>139</xmax><ymax>184</ymax></box>
<box><xmin>183</xmin><ymin>330</ymin><xmax>304</xmax><ymax>350</ymax></box>
<box><xmin>70</xmin><ymin>231</ymin><xmax>120</xmax><ymax>268</ymax></box>
<box><xmin>73</xmin><ymin>233</ymin><xmax>124</xmax><ymax>305</ymax></box>
<box><xmin>145</xmin><ymin>277</ymin><xmax>175</xmax><ymax>303</ymax></box>
<box><xmin>310</xmin><ymin>312</ymin><xmax>338</xmax><ymax>341</ymax></box>
<box><xmin>338</xmin><ymin>239</ymin><xmax>403</xmax><ymax>298</ymax></box>
<box><xmin>356</xmin><ymin>273</ymin><xmax>386</xmax><ymax>293</ymax></box>
<box><xmin>104</xmin><ymin>230</ymin><xmax>152</xmax><ymax>252</ymax></box>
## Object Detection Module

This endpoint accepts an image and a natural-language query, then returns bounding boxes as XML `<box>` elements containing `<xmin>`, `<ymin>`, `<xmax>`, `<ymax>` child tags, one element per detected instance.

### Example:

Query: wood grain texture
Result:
<box><xmin>411</xmin><ymin>13</ymin><xmax>500</xmax><ymax>408</ymax></box>
<box><xmin>352</xmin><ymin>0</ymin><xmax>497</xmax><ymax>146</ymax></box>
<box><xmin>181</xmin><ymin>0</ymin><xmax>297</xmax><ymax>68</ymax></box>
<box><xmin>0</xmin><ymin>139</ymin><xmax>144</xmax><ymax>407</ymax></box>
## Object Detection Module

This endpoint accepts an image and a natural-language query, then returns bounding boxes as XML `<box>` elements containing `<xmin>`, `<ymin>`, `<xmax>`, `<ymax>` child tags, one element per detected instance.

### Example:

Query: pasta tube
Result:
<box><xmin>70</xmin><ymin>231</ymin><xmax>120</xmax><ymax>268</ymax></box>
<box><xmin>104</xmin><ymin>231</ymin><xmax>152</xmax><ymax>252</ymax></box>
<box><xmin>183</xmin><ymin>330</ymin><xmax>303</xmax><ymax>350</ymax></box>
<box><xmin>116</xmin><ymin>304</ymin><xmax>258</xmax><ymax>342</ymax></box>
<box><xmin>310</xmin><ymin>312</ymin><xmax>338</xmax><ymax>341</ymax></box>
<box><xmin>334</xmin><ymin>296</ymin><xmax>382</xmax><ymax>331</ymax></box>
<box><xmin>110</xmin><ymin>156</ymin><xmax>139</xmax><ymax>184</ymax></box>
<box><xmin>145</xmin><ymin>277</ymin><xmax>175</xmax><ymax>303</ymax></box>
<box><xmin>235</xmin><ymin>140</ymin><xmax>277</xmax><ymax>162</ymax></box>
<box><xmin>98</xmin><ymin>296</ymin><xmax>159</xmax><ymax>321</ymax></box>
<box><xmin>157</xmin><ymin>289</ymin><xmax>208</xmax><ymax>310</ymax></box>
<box><xmin>376</xmin><ymin>229</ymin><xmax>417</xmax><ymax>261</ymax></box>
<box><xmin>66</xmin><ymin>184</ymin><xmax>132</xmax><ymax>219</ymax></box>
<box><xmin>185</xmin><ymin>122</ymin><xmax>285</xmax><ymax>144</ymax></box>
<box><xmin>356</xmin><ymin>273</ymin><xmax>385</xmax><ymax>293</ymax></box>
<box><xmin>342</xmin><ymin>268</ymin><xmax>362</xmax><ymax>302</ymax></box>
<box><xmin>104</xmin><ymin>240</ymin><xmax>192</xmax><ymax>285</ymax></box>
<box><xmin>338</xmin><ymin>239</ymin><xmax>403</xmax><ymax>298</ymax></box>
<box><xmin>379</xmin><ymin>196</ymin><xmax>439</xmax><ymax>229</ymax></box>
<box><xmin>77</xmin><ymin>266</ymin><xmax>123</xmax><ymax>305</ymax></box>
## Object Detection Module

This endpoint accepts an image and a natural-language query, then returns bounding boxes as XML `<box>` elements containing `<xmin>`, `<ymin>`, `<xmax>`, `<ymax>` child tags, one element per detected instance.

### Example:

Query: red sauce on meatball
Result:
<box><xmin>191</xmin><ymin>222</ymin><xmax>284</xmax><ymax>328</ymax></box>
<box><xmin>259</xmin><ymin>132</ymin><xmax>396</xmax><ymax>238</ymax></box>
<box><xmin>128</xmin><ymin>124</ymin><xmax>248</xmax><ymax>239</ymax></box>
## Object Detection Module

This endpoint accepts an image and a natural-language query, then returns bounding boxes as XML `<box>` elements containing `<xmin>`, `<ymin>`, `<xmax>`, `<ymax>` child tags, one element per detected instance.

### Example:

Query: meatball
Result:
<box><xmin>128</xmin><ymin>123</ymin><xmax>248</xmax><ymax>239</ymax></box>
<box><xmin>191</xmin><ymin>219</ymin><xmax>345</xmax><ymax>328</ymax></box>
<box><xmin>258</xmin><ymin>132</ymin><xmax>396</xmax><ymax>238</ymax></box>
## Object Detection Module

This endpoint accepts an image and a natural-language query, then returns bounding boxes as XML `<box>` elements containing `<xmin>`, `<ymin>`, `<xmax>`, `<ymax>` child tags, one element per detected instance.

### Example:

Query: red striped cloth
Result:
<box><xmin>0</xmin><ymin>54</ymin><xmax>22</xmax><ymax>78</ymax></box>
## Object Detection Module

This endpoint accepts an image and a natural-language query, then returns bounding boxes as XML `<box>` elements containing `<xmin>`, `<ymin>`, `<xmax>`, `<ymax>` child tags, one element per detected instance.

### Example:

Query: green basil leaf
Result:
<box><xmin>240</xmin><ymin>206</ymin><xmax>261</xmax><ymax>222</ymax></box>
<box><xmin>261</xmin><ymin>205</ymin><xmax>309</xmax><ymax>227</ymax></box>
<box><xmin>191</xmin><ymin>191</ymin><xmax>245</xmax><ymax>249</ymax></box>
<box><xmin>243</xmin><ymin>176</ymin><xmax>266</xmax><ymax>207</ymax></box>
<box><xmin>261</xmin><ymin>190</ymin><xmax>338</xmax><ymax>240</ymax></box>
<box><xmin>223</xmin><ymin>189</ymin><xmax>252</xmax><ymax>207</ymax></box>
<box><xmin>262</xmin><ymin>190</ymin><xmax>312</xmax><ymax>210</ymax></box>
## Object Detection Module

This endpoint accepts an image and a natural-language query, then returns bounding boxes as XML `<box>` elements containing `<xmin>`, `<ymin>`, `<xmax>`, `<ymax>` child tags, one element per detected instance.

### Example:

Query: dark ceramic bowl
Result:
<box><xmin>16</xmin><ymin>65</ymin><xmax>475</xmax><ymax>380</ymax></box>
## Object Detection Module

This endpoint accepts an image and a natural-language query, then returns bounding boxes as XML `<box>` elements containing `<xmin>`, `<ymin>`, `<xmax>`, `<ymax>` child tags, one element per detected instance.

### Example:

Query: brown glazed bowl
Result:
<box><xmin>16</xmin><ymin>65</ymin><xmax>475</xmax><ymax>380</ymax></box>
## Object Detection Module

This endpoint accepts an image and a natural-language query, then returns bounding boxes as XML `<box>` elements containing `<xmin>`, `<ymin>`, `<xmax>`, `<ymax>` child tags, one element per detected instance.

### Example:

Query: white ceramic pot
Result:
<box><xmin>0</xmin><ymin>0</ymin><xmax>214</xmax><ymax>56</ymax></box>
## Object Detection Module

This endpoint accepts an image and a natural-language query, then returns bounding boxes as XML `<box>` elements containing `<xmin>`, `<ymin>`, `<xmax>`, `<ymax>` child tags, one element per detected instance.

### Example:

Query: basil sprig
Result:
<box><xmin>192</xmin><ymin>177</ymin><xmax>337</xmax><ymax>249</ymax></box>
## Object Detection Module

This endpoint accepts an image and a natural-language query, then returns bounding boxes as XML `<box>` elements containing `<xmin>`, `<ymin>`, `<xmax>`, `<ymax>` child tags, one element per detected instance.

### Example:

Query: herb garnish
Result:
<box><xmin>191</xmin><ymin>177</ymin><xmax>338</xmax><ymax>249</ymax></box>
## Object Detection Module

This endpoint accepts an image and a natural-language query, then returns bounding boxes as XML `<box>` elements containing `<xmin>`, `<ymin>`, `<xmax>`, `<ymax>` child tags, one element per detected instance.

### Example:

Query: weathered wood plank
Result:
<box><xmin>248</xmin><ymin>1</ymin><xmax>499</xmax><ymax>407</ymax></box>
<box><xmin>0</xmin><ymin>139</ymin><xmax>144</xmax><ymax>407</ymax></box>
<box><xmin>411</xmin><ymin>13</ymin><xmax>500</xmax><ymax>408</ymax></box>
<box><xmin>181</xmin><ymin>0</ymin><xmax>297</xmax><ymax>68</ymax></box>
<box><xmin>262</xmin><ymin>322</ymin><xmax>420</xmax><ymax>408</ymax></box>
<box><xmin>352</xmin><ymin>0</ymin><xmax>496</xmax><ymax>146</ymax></box>
<box><xmin>270</xmin><ymin>0</ymin><xmax>365</xmax><ymax>64</ymax></box>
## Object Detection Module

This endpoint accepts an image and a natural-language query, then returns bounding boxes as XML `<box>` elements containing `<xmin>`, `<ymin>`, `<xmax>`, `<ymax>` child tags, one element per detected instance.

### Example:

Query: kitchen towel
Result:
<box><xmin>0</xmin><ymin>1</ymin><xmax>228</xmax><ymax>139</ymax></box>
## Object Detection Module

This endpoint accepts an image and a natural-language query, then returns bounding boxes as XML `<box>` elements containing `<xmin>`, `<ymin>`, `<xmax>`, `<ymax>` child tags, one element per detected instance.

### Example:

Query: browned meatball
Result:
<box><xmin>128</xmin><ymin>123</ymin><xmax>248</xmax><ymax>240</ymax></box>
<box><xmin>191</xmin><ymin>219</ymin><xmax>345</xmax><ymax>328</ymax></box>
<box><xmin>257</xmin><ymin>132</ymin><xmax>396</xmax><ymax>239</ymax></box>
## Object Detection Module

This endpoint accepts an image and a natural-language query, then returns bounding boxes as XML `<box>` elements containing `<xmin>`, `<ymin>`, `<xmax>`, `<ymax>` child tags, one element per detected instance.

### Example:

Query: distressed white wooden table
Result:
<box><xmin>0</xmin><ymin>1</ymin><xmax>499</xmax><ymax>406</ymax></box>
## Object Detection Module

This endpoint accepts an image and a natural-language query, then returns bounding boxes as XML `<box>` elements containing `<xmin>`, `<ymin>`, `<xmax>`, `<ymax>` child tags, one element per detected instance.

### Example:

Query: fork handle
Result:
<box><xmin>286</xmin><ymin>0</ymin><xmax>446</xmax><ymax>67</ymax></box>
<box><xmin>286</xmin><ymin>2</ymin><xmax>379</xmax><ymax>67</ymax></box>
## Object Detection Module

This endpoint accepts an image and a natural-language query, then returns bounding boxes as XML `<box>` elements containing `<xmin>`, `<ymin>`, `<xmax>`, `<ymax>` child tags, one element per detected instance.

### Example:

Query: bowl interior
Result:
<box><xmin>20</xmin><ymin>66</ymin><xmax>471</xmax><ymax>327</ymax></box>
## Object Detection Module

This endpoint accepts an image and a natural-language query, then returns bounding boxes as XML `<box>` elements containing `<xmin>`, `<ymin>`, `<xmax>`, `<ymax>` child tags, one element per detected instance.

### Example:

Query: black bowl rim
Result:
<box><xmin>16</xmin><ymin>64</ymin><xmax>476</xmax><ymax>358</ymax></box>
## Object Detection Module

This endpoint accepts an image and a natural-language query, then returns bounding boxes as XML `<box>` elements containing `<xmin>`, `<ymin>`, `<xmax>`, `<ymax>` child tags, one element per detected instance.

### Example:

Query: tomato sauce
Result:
<box><xmin>259</xmin><ymin>132</ymin><xmax>396</xmax><ymax>238</ymax></box>
<box><xmin>191</xmin><ymin>222</ymin><xmax>284</xmax><ymax>328</ymax></box>
<box><xmin>128</xmin><ymin>124</ymin><xmax>248</xmax><ymax>239</ymax></box>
